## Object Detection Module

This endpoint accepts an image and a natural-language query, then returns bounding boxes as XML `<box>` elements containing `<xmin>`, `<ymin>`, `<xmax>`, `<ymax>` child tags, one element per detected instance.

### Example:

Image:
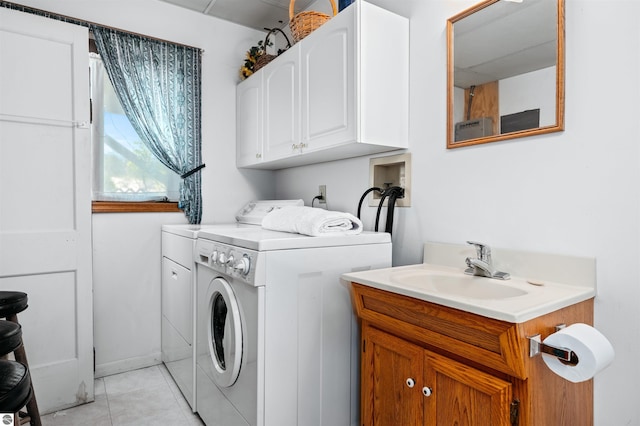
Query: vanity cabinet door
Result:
<box><xmin>362</xmin><ymin>325</ymin><xmax>424</xmax><ymax>426</ymax></box>
<box><xmin>361</xmin><ymin>324</ymin><xmax>513</xmax><ymax>426</ymax></box>
<box><xmin>423</xmin><ymin>350</ymin><xmax>512</xmax><ymax>426</ymax></box>
<box><xmin>236</xmin><ymin>73</ymin><xmax>263</xmax><ymax>167</ymax></box>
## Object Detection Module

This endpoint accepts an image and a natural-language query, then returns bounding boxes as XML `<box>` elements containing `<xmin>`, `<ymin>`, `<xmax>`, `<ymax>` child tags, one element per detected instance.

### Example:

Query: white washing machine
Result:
<box><xmin>161</xmin><ymin>201</ymin><xmax>304</xmax><ymax>412</ymax></box>
<box><xmin>194</xmin><ymin>215</ymin><xmax>392</xmax><ymax>426</ymax></box>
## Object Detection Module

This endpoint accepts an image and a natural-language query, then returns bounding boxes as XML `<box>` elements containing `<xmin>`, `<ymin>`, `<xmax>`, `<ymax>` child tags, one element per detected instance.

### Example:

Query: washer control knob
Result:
<box><xmin>210</xmin><ymin>250</ymin><xmax>219</xmax><ymax>265</ymax></box>
<box><xmin>233</xmin><ymin>256</ymin><xmax>251</xmax><ymax>275</ymax></box>
<box><xmin>226</xmin><ymin>255</ymin><xmax>235</xmax><ymax>266</ymax></box>
<box><xmin>218</xmin><ymin>252</ymin><xmax>226</xmax><ymax>265</ymax></box>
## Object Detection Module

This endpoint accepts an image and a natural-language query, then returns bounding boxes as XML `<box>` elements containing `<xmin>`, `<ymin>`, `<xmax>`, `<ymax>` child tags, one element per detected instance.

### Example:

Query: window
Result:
<box><xmin>89</xmin><ymin>53</ymin><xmax>180</xmax><ymax>202</ymax></box>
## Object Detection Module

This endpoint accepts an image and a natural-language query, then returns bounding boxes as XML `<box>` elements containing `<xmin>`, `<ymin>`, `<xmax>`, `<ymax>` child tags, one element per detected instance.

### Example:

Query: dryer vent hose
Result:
<box><xmin>357</xmin><ymin>186</ymin><xmax>405</xmax><ymax>236</ymax></box>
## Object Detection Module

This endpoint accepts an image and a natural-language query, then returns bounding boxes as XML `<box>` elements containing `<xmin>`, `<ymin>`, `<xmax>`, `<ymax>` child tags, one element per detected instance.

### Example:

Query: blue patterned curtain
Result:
<box><xmin>92</xmin><ymin>27</ymin><xmax>203</xmax><ymax>224</ymax></box>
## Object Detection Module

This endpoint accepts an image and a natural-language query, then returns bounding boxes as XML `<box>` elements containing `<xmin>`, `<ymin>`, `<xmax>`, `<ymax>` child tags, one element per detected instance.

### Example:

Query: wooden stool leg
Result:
<box><xmin>5</xmin><ymin>315</ymin><xmax>41</xmax><ymax>426</ymax></box>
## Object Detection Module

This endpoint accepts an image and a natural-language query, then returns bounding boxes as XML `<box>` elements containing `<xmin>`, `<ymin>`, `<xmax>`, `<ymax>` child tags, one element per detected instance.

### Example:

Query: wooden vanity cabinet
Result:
<box><xmin>363</xmin><ymin>325</ymin><xmax>512</xmax><ymax>426</ymax></box>
<box><xmin>351</xmin><ymin>283</ymin><xmax>595</xmax><ymax>426</ymax></box>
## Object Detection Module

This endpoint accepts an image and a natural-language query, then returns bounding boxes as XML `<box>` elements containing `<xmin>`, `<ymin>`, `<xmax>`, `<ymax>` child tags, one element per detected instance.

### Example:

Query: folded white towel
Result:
<box><xmin>261</xmin><ymin>206</ymin><xmax>363</xmax><ymax>237</ymax></box>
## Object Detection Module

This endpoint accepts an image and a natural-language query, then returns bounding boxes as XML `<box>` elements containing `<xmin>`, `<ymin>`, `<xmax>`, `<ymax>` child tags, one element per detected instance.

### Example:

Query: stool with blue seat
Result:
<box><xmin>0</xmin><ymin>292</ymin><xmax>41</xmax><ymax>426</ymax></box>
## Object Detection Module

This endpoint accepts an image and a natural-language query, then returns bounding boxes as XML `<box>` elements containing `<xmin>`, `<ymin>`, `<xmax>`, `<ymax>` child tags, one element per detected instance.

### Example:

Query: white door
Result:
<box><xmin>0</xmin><ymin>8</ymin><xmax>94</xmax><ymax>413</ymax></box>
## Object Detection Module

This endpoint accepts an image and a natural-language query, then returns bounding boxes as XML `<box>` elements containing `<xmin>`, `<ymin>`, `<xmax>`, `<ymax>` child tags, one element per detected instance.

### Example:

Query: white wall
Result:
<box><xmin>275</xmin><ymin>0</ymin><xmax>640</xmax><ymax>424</ymax></box>
<box><xmin>91</xmin><ymin>212</ymin><xmax>180</xmax><ymax>375</ymax></box>
<box><xmin>12</xmin><ymin>0</ymin><xmax>276</xmax><ymax>376</ymax></box>
<box><xmin>11</xmin><ymin>0</ymin><xmax>640</xmax><ymax>423</ymax></box>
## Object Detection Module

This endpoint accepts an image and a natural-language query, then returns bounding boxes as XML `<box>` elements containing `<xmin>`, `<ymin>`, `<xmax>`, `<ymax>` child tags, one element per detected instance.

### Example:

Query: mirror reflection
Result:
<box><xmin>447</xmin><ymin>0</ymin><xmax>564</xmax><ymax>148</ymax></box>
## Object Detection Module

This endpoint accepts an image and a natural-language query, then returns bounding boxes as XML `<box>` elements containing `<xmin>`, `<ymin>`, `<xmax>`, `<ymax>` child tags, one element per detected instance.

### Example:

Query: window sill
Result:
<box><xmin>92</xmin><ymin>201</ymin><xmax>182</xmax><ymax>213</ymax></box>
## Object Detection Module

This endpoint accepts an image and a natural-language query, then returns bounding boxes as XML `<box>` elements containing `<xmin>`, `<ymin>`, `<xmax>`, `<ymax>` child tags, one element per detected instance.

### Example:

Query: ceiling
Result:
<box><xmin>158</xmin><ymin>0</ymin><xmax>317</xmax><ymax>31</ymax></box>
<box><xmin>156</xmin><ymin>0</ymin><xmax>554</xmax><ymax>88</ymax></box>
<box><xmin>157</xmin><ymin>0</ymin><xmax>412</xmax><ymax>31</ymax></box>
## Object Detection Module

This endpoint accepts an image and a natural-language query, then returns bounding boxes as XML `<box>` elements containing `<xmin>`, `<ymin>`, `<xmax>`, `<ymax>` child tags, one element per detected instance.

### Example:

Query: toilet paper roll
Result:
<box><xmin>541</xmin><ymin>323</ymin><xmax>614</xmax><ymax>383</ymax></box>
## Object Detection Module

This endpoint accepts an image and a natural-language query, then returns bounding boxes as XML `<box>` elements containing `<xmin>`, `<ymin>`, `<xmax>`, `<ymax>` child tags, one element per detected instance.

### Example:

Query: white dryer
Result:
<box><xmin>161</xmin><ymin>224</ymin><xmax>245</xmax><ymax>411</ymax></box>
<box><xmin>195</xmin><ymin>224</ymin><xmax>391</xmax><ymax>426</ymax></box>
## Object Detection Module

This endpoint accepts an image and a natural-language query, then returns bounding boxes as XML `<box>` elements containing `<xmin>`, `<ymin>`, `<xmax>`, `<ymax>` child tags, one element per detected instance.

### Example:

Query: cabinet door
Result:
<box><xmin>362</xmin><ymin>325</ymin><xmax>424</xmax><ymax>426</ymax></box>
<box><xmin>161</xmin><ymin>257</ymin><xmax>192</xmax><ymax>347</ymax></box>
<box><xmin>263</xmin><ymin>47</ymin><xmax>300</xmax><ymax>161</ymax></box>
<box><xmin>423</xmin><ymin>350</ymin><xmax>512</xmax><ymax>426</ymax></box>
<box><xmin>300</xmin><ymin>8</ymin><xmax>355</xmax><ymax>151</ymax></box>
<box><xmin>236</xmin><ymin>74</ymin><xmax>263</xmax><ymax>167</ymax></box>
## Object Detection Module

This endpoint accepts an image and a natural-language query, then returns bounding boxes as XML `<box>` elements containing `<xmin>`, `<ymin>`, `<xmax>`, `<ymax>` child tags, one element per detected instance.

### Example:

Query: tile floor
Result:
<box><xmin>41</xmin><ymin>364</ymin><xmax>204</xmax><ymax>426</ymax></box>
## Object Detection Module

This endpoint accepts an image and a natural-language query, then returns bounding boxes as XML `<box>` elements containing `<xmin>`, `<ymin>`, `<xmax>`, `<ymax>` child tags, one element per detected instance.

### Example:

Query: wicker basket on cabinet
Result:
<box><xmin>289</xmin><ymin>0</ymin><xmax>337</xmax><ymax>43</ymax></box>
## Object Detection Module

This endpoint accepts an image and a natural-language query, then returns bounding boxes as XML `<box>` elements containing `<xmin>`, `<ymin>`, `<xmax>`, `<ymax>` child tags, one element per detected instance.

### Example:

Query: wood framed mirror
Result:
<box><xmin>447</xmin><ymin>0</ymin><xmax>565</xmax><ymax>148</ymax></box>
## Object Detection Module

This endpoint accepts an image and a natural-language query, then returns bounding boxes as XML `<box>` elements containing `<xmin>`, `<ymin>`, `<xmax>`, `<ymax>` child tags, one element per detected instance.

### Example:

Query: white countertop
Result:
<box><xmin>342</xmin><ymin>262</ymin><xmax>596</xmax><ymax>323</ymax></box>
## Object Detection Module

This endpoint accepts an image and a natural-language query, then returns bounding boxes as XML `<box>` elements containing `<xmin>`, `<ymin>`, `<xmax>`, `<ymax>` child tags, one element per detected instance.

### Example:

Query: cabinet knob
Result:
<box><xmin>422</xmin><ymin>386</ymin><xmax>432</xmax><ymax>397</ymax></box>
<box><xmin>405</xmin><ymin>378</ymin><xmax>415</xmax><ymax>388</ymax></box>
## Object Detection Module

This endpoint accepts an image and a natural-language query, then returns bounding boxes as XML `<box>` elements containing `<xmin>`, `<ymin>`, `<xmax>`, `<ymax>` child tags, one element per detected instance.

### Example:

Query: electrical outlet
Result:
<box><xmin>319</xmin><ymin>185</ymin><xmax>327</xmax><ymax>204</ymax></box>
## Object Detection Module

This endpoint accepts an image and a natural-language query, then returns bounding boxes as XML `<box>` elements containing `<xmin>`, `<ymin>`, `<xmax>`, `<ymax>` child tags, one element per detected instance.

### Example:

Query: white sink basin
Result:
<box><xmin>390</xmin><ymin>270</ymin><xmax>528</xmax><ymax>300</ymax></box>
<box><xmin>342</xmin><ymin>263</ymin><xmax>596</xmax><ymax>323</ymax></box>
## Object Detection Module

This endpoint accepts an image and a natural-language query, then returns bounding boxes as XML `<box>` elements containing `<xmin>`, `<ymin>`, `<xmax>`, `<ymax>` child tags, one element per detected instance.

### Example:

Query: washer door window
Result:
<box><xmin>207</xmin><ymin>277</ymin><xmax>243</xmax><ymax>387</ymax></box>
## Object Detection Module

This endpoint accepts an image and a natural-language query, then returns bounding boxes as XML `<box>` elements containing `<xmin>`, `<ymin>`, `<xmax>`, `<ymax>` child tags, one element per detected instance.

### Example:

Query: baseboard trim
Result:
<box><xmin>95</xmin><ymin>352</ymin><xmax>162</xmax><ymax>378</ymax></box>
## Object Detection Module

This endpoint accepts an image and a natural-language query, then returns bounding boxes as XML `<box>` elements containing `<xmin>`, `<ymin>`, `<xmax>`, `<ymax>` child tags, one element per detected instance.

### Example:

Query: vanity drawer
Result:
<box><xmin>350</xmin><ymin>283</ymin><xmax>527</xmax><ymax>379</ymax></box>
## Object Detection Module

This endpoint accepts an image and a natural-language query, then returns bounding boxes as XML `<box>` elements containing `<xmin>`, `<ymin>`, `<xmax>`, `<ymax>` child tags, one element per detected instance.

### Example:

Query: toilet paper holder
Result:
<box><xmin>528</xmin><ymin>324</ymin><xmax>579</xmax><ymax>366</ymax></box>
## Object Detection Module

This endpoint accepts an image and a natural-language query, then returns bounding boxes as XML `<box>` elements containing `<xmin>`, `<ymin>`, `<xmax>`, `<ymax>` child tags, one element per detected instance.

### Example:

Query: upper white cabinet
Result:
<box><xmin>300</xmin><ymin>11</ymin><xmax>355</xmax><ymax>152</ymax></box>
<box><xmin>263</xmin><ymin>46</ymin><xmax>300</xmax><ymax>162</ymax></box>
<box><xmin>236</xmin><ymin>73</ymin><xmax>263</xmax><ymax>167</ymax></box>
<box><xmin>236</xmin><ymin>0</ymin><xmax>409</xmax><ymax>170</ymax></box>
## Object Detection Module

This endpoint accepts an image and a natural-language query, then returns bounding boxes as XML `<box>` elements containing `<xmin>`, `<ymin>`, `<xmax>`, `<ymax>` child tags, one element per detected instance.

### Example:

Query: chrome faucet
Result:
<box><xmin>464</xmin><ymin>241</ymin><xmax>510</xmax><ymax>280</ymax></box>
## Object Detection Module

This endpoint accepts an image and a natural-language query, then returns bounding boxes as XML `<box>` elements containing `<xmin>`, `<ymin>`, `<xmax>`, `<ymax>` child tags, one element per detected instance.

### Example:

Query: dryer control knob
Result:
<box><xmin>218</xmin><ymin>252</ymin><xmax>226</xmax><ymax>265</ymax></box>
<box><xmin>233</xmin><ymin>256</ymin><xmax>251</xmax><ymax>275</ymax></box>
<box><xmin>210</xmin><ymin>250</ymin><xmax>219</xmax><ymax>265</ymax></box>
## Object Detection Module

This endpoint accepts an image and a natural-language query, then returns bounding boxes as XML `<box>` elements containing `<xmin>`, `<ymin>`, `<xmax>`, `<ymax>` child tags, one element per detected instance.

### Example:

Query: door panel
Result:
<box><xmin>0</xmin><ymin>8</ymin><xmax>93</xmax><ymax>413</ymax></box>
<box><xmin>362</xmin><ymin>325</ymin><xmax>423</xmax><ymax>426</ymax></box>
<box><xmin>0</xmin><ymin>122</ymin><xmax>75</xmax><ymax>231</ymax></box>
<box><xmin>236</xmin><ymin>76</ymin><xmax>262</xmax><ymax>167</ymax></box>
<box><xmin>162</xmin><ymin>258</ymin><xmax>192</xmax><ymax>346</ymax></box>
<box><xmin>263</xmin><ymin>49</ymin><xmax>299</xmax><ymax>161</ymax></box>
<box><xmin>300</xmin><ymin>10</ymin><xmax>355</xmax><ymax>149</ymax></box>
<box><xmin>424</xmin><ymin>350</ymin><xmax>512</xmax><ymax>426</ymax></box>
<box><xmin>0</xmin><ymin>29</ymin><xmax>74</xmax><ymax>122</ymax></box>
<box><xmin>0</xmin><ymin>273</ymin><xmax>78</xmax><ymax>364</ymax></box>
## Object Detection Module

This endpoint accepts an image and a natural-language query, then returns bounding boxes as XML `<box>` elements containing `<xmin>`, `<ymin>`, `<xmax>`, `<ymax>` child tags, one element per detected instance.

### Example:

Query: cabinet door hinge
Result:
<box><xmin>510</xmin><ymin>399</ymin><xmax>520</xmax><ymax>426</ymax></box>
